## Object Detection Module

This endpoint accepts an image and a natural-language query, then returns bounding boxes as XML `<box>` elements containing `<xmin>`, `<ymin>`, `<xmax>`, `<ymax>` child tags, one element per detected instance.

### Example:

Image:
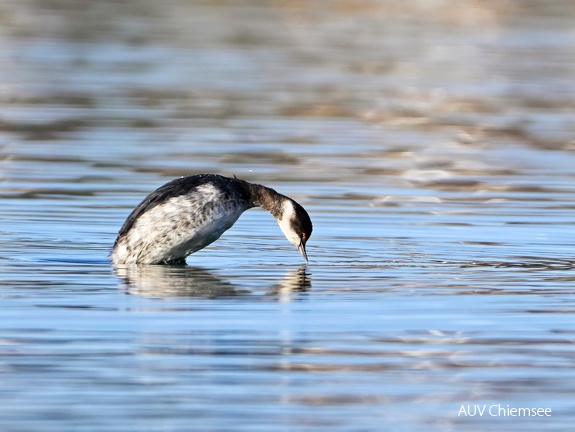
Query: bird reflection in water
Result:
<box><xmin>114</xmin><ymin>265</ymin><xmax>311</xmax><ymax>299</ymax></box>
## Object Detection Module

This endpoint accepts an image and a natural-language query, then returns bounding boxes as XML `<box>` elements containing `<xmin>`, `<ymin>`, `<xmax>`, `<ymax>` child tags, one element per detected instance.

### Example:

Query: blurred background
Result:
<box><xmin>1</xmin><ymin>1</ymin><xmax>575</xmax><ymax>431</ymax></box>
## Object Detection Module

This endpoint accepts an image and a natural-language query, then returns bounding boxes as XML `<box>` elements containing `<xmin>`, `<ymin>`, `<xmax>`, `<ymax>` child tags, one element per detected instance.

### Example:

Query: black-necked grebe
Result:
<box><xmin>111</xmin><ymin>174</ymin><xmax>312</xmax><ymax>265</ymax></box>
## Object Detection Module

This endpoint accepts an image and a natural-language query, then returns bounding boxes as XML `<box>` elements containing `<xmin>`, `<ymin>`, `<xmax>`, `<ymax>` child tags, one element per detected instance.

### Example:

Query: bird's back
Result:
<box><xmin>111</xmin><ymin>175</ymin><xmax>252</xmax><ymax>264</ymax></box>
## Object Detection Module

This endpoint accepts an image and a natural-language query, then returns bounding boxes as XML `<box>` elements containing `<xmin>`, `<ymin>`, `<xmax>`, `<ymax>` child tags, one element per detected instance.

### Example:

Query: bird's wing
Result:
<box><xmin>114</xmin><ymin>175</ymin><xmax>218</xmax><ymax>243</ymax></box>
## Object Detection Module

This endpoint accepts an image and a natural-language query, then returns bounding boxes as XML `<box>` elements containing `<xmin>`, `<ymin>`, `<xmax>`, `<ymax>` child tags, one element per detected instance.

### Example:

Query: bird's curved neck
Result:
<box><xmin>247</xmin><ymin>182</ymin><xmax>286</xmax><ymax>219</ymax></box>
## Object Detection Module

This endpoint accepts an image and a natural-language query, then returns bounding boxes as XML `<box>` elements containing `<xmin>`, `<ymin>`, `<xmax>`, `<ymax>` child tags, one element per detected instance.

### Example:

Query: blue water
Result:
<box><xmin>1</xmin><ymin>1</ymin><xmax>575</xmax><ymax>431</ymax></box>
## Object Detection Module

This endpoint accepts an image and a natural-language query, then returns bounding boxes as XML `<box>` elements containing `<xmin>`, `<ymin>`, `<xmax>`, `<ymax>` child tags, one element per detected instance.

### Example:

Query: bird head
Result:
<box><xmin>277</xmin><ymin>198</ymin><xmax>313</xmax><ymax>262</ymax></box>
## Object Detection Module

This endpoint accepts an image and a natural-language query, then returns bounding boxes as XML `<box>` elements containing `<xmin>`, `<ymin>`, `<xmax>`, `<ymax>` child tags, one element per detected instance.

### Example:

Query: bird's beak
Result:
<box><xmin>298</xmin><ymin>241</ymin><xmax>308</xmax><ymax>263</ymax></box>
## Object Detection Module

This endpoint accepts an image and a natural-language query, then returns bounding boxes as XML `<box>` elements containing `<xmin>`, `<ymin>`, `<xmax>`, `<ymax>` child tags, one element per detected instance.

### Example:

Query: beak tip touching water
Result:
<box><xmin>298</xmin><ymin>242</ymin><xmax>309</xmax><ymax>263</ymax></box>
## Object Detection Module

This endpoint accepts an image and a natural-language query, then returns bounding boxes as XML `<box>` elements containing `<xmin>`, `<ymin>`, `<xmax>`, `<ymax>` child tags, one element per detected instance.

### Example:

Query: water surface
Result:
<box><xmin>1</xmin><ymin>1</ymin><xmax>575</xmax><ymax>431</ymax></box>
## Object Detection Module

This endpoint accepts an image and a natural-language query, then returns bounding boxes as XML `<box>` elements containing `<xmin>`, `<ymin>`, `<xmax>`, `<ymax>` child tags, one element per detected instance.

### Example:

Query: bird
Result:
<box><xmin>111</xmin><ymin>174</ymin><xmax>312</xmax><ymax>265</ymax></box>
